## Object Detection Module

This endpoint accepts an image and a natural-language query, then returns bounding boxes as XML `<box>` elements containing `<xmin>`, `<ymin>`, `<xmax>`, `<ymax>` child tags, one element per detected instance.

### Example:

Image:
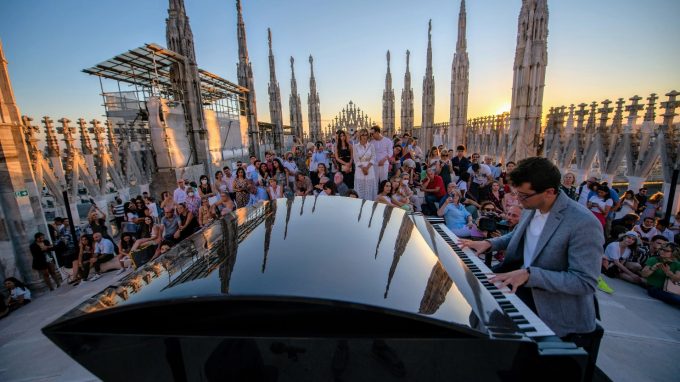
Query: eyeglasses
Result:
<box><xmin>516</xmin><ymin>190</ymin><xmax>545</xmax><ymax>201</ymax></box>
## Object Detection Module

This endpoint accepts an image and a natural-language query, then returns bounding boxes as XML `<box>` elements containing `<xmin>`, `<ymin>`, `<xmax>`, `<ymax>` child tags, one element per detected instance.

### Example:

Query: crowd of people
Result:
<box><xmin>2</xmin><ymin>125</ymin><xmax>679</xmax><ymax>319</ymax></box>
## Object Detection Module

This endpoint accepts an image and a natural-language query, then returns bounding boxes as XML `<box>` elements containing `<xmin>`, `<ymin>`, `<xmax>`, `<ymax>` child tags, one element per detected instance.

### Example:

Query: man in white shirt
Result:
<box><xmin>484</xmin><ymin>156</ymin><xmax>502</xmax><ymax>179</ymax></box>
<box><xmin>173</xmin><ymin>179</ymin><xmax>187</xmax><ymax>204</ymax></box>
<box><xmin>309</xmin><ymin>142</ymin><xmax>329</xmax><ymax>175</ymax></box>
<box><xmin>222</xmin><ymin>166</ymin><xmax>235</xmax><ymax>193</ymax></box>
<box><xmin>370</xmin><ymin>125</ymin><xmax>393</xmax><ymax>184</ymax></box>
<box><xmin>246</xmin><ymin>155</ymin><xmax>259</xmax><ymax>181</ymax></box>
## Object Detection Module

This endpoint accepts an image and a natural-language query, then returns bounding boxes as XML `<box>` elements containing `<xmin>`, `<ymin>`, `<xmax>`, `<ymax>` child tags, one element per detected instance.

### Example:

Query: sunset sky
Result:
<box><xmin>1</xmin><ymin>0</ymin><xmax>679</xmax><ymax>130</ymax></box>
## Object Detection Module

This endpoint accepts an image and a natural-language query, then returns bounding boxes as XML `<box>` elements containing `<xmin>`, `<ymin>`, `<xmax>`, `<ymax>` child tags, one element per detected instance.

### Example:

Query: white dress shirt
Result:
<box><xmin>523</xmin><ymin>210</ymin><xmax>550</xmax><ymax>268</ymax></box>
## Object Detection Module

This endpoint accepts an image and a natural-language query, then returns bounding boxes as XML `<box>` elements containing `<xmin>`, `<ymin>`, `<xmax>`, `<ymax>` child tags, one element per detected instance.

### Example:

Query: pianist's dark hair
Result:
<box><xmin>508</xmin><ymin>157</ymin><xmax>561</xmax><ymax>194</ymax></box>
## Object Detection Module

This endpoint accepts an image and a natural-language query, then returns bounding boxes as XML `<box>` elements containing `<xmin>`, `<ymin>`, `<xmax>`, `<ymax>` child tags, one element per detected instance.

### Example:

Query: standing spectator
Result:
<box><xmin>577</xmin><ymin>175</ymin><xmax>599</xmax><ymax>207</ymax></box>
<box><xmin>500</xmin><ymin>161</ymin><xmax>516</xmax><ymax>193</ymax></box>
<box><xmin>214</xmin><ymin>170</ymin><xmax>228</xmax><ymax>195</ymax></box>
<box><xmin>309</xmin><ymin>141</ymin><xmax>330</xmax><ymax>177</ymax></box>
<box><xmin>233</xmin><ymin>167</ymin><xmax>250</xmax><ymax>208</ymax></box>
<box><xmin>484</xmin><ymin>156</ymin><xmax>501</xmax><ymax>179</ymax></box>
<box><xmin>198</xmin><ymin>175</ymin><xmax>214</xmax><ymax>198</ymax></box>
<box><xmin>271</xmin><ymin>158</ymin><xmax>287</xmax><ymax>191</ymax></box>
<box><xmin>468</xmin><ymin>163</ymin><xmax>493</xmax><ymax>201</ymax></box>
<box><xmin>4</xmin><ymin>277</ymin><xmax>31</xmax><ymax>311</ymax></box>
<box><xmin>641</xmin><ymin>192</ymin><xmax>664</xmax><ymax>220</ymax></box>
<box><xmin>112</xmin><ymin>197</ymin><xmax>125</xmax><ymax>233</ymax></box>
<box><xmin>421</xmin><ymin>167</ymin><xmax>446</xmax><ymax>215</ymax></box>
<box><xmin>614</xmin><ymin>190</ymin><xmax>638</xmax><ymax>219</ymax></box>
<box><xmin>257</xmin><ymin>162</ymin><xmax>271</xmax><ymax>187</ymax></box>
<box><xmin>450</xmin><ymin>145</ymin><xmax>470</xmax><ymax>177</ymax></box>
<box><xmin>293</xmin><ymin>146</ymin><xmax>308</xmax><ymax>176</ymax></box>
<box><xmin>173</xmin><ymin>179</ymin><xmax>188</xmax><ymax>204</ymax></box>
<box><xmin>370</xmin><ymin>126</ymin><xmax>393</xmax><ymax>184</ymax></box>
<box><xmin>438</xmin><ymin>151</ymin><xmax>453</xmax><ymax>190</ymax></box>
<box><xmin>184</xmin><ymin>187</ymin><xmax>201</xmax><ymax>217</ymax></box>
<box><xmin>283</xmin><ymin>152</ymin><xmax>299</xmax><ymax>194</ymax></box>
<box><xmin>246</xmin><ymin>155</ymin><xmax>258</xmax><ymax>181</ymax></box>
<box><xmin>53</xmin><ymin>217</ymin><xmax>75</xmax><ymax>267</ymax></box>
<box><xmin>30</xmin><ymin>232</ymin><xmax>60</xmax><ymax>290</ymax></box>
<box><xmin>334</xmin><ymin>130</ymin><xmax>354</xmax><ymax>189</ymax></box>
<box><xmin>223</xmin><ymin>166</ymin><xmax>236</xmax><ymax>200</ymax></box>
<box><xmin>88</xmin><ymin>233</ymin><xmax>115</xmax><ymax>281</ymax></box>
<box><xmin>588</xmin><ymin>184</ymin><xmax>613</xmax><ymax>228</ymax></box>
<box><xmin>641</xmin><ymin>243</ymin><xmax>680</xmax><ymax>306</ymax></box>
<box><xmin>634</xmin><ymin>187</ymin><xmax>648</xmax><ymax>214</ymax></box>
<box><xmin>353</xmin><ymin>128</ymin><xmax>377</xmax><ymax>200</ymax></box>
<box><xmin>560</xmin><ymin>172</ymin><xmax>578</xmax><ymax>200</ymax></box>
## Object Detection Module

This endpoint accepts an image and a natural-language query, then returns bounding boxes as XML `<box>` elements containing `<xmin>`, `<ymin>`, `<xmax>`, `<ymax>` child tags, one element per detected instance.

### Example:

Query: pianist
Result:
<box><xmin>460</xmin><ymin>157</ymin><xmax>603</xmax><ymax>360</ymax></box>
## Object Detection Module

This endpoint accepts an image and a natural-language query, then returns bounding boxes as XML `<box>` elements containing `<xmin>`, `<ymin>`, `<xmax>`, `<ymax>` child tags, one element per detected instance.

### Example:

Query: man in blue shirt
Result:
<box><xmin>247</xmin><ymin>182</ymin><xmax>269</xmax><ymax>206</ymax></box>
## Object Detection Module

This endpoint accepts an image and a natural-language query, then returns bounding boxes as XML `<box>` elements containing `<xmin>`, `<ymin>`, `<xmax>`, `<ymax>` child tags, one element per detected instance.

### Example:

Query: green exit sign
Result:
<box><xmin>15</xmin><ymin>190</ymin><xmax>28</xmax><ymax>197</ymax></box>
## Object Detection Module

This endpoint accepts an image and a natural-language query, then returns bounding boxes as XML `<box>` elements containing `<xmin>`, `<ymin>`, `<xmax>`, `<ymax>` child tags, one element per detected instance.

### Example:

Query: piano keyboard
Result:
<box><xmin>432</xmin><ymin>223</ymin><xmax>555</xmax><ymax>338</ymax></box>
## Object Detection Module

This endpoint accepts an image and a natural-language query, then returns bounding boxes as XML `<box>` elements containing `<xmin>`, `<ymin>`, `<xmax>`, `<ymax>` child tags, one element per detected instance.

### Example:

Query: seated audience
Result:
<box><xmin>641</xmin><ymin>243</ymin><xmax>680</xmax><ymax>306</ymax></box>
<box><xmin>4</xmin><ymin>277</ymin><xmax>31</xmax><ymax>311</ymax></box>
<box><xmin>602</xmin><ymin>231</ymin><xmax>644</xmax><ymax>284</ymax></box>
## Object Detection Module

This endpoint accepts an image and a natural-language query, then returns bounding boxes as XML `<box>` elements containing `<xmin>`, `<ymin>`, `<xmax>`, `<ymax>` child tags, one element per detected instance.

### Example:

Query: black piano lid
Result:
<box><xmin>45</xmin><ymin>196</ymin><xmax>519</xmax><ymax>338</ymax></box>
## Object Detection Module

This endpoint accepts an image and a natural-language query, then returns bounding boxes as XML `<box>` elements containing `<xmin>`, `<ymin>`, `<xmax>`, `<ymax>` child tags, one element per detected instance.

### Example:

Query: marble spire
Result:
<box><xmin>236</xmin><ymin>0</ymin><xmax>260</xmax><ymax>155</ymax></box>
<box><xmin>449</xmin><ymin>0</ymin><xmax>469</xmax><ymax>149</ymax></box>
<box><xmin>166</xmin><ymin>0</ymin><xmax>208</xmax><ymax>165</ymax></box>
<box><xmin>400</xmin><ymin>50</ymin><xmax>414</xmax><ymax>134</ymax></box>
<box><xmin>507</xmin><ymin>0</ymin><xmax>549</xmax><ymax>161</ymax></box>
<box><xmin>307</xmin><ymin>55</ymin><xmax>321</xmax><ymax>142</ymax></box>
<box><xmin>267</xmin><ymin>28</ymin><xmax>284</xmax><ymax>153</ymax></box>
<box><xmin>382</xmin><ymin>50</ymin><xmax>395</xmax><ymax>136</ymax></box>
<box><xmin>421</xmin><ymin>20</ymin><xmax>435</xmax><ymax>131</ymax></box>
<box><xmin>289</xmin><ymin>57</ymin><xmax>303</xmax><ymax>140</ymax></box>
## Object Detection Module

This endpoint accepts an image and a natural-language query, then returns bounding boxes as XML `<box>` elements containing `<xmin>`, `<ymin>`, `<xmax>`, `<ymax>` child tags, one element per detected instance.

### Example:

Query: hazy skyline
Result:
<box><xmin>1</xmin><ymin>0</ymin><xmax>679</xmax><ymax>130</ymax></box>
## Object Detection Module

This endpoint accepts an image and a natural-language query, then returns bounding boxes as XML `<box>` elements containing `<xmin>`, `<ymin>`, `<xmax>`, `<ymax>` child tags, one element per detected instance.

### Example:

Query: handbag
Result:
<box><xmin>664</xmin><ymin>278</ymin><xmax>680</xmax><ymax>296</ymax></box>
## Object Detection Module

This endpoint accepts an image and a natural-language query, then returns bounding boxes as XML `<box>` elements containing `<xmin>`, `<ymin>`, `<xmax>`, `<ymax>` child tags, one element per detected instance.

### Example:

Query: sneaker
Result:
<box><xmin>89</xmin><ymin>273</ymin><xmax>102</xmax><ymax>281</ymax></box>
<box><xmin>597</xmin><ymin>276</ymin><xmax>614</xmax><ymax>294</ymax></box>
<box><xmin>116</xmin><ymin>268</ymin><xmax>127</xmax><ymax>275</ymax></box>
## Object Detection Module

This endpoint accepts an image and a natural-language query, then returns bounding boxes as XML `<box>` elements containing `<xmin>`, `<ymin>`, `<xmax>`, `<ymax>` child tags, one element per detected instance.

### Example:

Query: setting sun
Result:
<box><xmin>496</xmin><ymin>102</ymin><xmax>511</xmax><ymax>115</ymax></box>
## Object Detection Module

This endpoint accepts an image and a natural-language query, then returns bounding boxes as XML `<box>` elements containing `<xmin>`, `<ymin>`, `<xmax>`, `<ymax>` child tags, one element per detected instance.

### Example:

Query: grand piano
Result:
<box><xmin>43</xmin><ymin>196</ymin><xmax>590</xmax><ymax>381</ymax></box>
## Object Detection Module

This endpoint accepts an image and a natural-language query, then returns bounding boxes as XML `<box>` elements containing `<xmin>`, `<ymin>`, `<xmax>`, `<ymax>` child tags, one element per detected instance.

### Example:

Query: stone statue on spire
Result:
<box><xmin>450</xmin><ymin>0</ymin><xmax>469</xmax><ymax>149</ymax></box>
<box><xmin>382</xmin><ymin>50</ymin><xmax>395</xmax><ymax>136</ymax></box>
<box><xmin>400</xmin><ymin>50</ymin><xmax>414</xmax><ymax>134</ymax></box>
<box><xmin>267</xmin><ymin>28</ymin><xmax>284</xmax><ymax>153</ymax></box>
<box><xmin>422</xmin><ymin>20</ymin><xmax>435</xmax><ymax>132</ymax></box>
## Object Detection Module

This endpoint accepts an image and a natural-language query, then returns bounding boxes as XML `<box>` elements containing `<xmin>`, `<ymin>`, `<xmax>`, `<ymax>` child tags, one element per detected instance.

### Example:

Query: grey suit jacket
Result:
<box><xmin>488</xmin><ymin>191</ymin><xmax>603</xmax><ymax>337</ymax></box>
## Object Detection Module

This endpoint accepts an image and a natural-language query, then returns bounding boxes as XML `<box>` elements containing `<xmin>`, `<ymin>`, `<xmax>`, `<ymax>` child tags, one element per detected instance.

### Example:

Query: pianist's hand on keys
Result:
<box><xmin>458</xmin><ymin>239</ymin><xmax>491</xmax><ymax>254</ymax></box>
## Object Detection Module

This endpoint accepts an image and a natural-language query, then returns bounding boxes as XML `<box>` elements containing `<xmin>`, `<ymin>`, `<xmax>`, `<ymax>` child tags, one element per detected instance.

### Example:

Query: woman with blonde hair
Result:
<box><xmin>641</xmin><ymin>192</ymin><xmax>663</xmax><ymax>220</ymax></box>
<box><xmin>560</xmin><ymin>172</ymin><xmax>577</xmax><ymax>200</ymax></box>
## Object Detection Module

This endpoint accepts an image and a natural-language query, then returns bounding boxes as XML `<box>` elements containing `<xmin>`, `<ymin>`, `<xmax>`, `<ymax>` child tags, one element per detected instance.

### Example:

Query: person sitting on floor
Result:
<box><xmin>641</xmin><ymin>242</ymin><xmax>680</xmax><ymax>306</ymax></box>
<box><xmin>602</xmin><ymin>231</ymin><xmax>644</xmax><ymax>285</ymax></box>
<box><xmin>4</xmin><ymin>277</ymin><xmax>31</xmax><ymax>312</ymax></box>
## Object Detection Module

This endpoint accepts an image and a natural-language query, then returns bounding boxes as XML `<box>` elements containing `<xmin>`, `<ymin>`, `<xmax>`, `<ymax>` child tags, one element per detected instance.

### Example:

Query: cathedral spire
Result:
<box><xmin>165</xmin><ymin>0</ymin><xmax>208</xmax><ymax>168</ymax></box>
<box><xmin>400</xmin><ymin>50</ymin><xmax>414</xmax><ymax>134</ymax></box>
<box><xmin>289</xmin><ymin>57</ymin><xmax>303</xmax><ymax>139</ymax></box>
<box><xmin>456</xmin><ymin>0</ymin><xmax>467</xmax><ymax>51</ymax></box>
<box><xmin>267</xmin><ymin>28</ymin><xmax>284</xmax><ymax>153</ymax></box>
<box><xmin>450</xmin><ymin>0</ymin><xmax>470</xmax><ymax>148</ymax></box>
<box><xmin>235</xmin><ymin>0</ymin><xmax>259</xmax><ymax>155</ymax></box>
<box><xmin>382</xmin><ymin>50</ymin><xmax>395</xmax><ymax>136</ymax></box>
<box><xmin>507</xmin><ymin>0</ymin><xmax>549</xmax><ymax>161</ymax></box>
<box><xmin>308</xmin><ymin>55</ymin><xmax>321</xmax><ymax>142</ymax></box>
<box><xmin>421</xmin><ymin>20</ymin><xmax>435</xmax><ymax>131</ymax></box>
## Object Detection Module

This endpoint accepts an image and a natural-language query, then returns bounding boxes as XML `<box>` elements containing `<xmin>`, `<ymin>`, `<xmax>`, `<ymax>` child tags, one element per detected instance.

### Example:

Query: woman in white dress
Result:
<box><xmin>353</xmin><ymin>128</ymin><xmax>377</xmax><ymax>201</ymax></box>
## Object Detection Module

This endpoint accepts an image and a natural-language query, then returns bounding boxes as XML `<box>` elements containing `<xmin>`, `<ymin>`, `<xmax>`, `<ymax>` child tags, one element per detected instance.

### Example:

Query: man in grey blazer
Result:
<box><xmin>461</xmin><ymin>158</ymin><xmax>603</xmax><ymax>360</ymax></box>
